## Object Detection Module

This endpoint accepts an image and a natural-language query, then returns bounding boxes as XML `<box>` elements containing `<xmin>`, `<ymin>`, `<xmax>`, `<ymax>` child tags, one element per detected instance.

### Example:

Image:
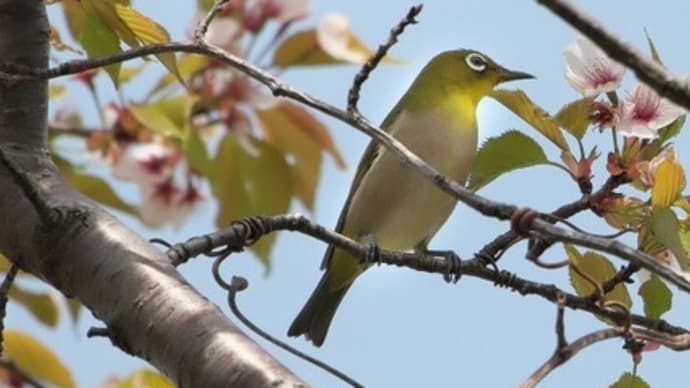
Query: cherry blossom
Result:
<box><xmin>564</xmin><ymin>37</ymin><xmax>626</xmax><ymax>97</ymax></box>
<box><xmin>139</xmin><ymin>180</ymin><xmax>204</xmax><ymax>228</ymax></box>
<box><xmin>112</xmin><ymin>142</ymin><xmax>178</xmax><ymax>184</ymax></box>
<box><xmin>617</xmin><ymin>83</ymin><xmax>685</xmax><ymax>139</ymax></box>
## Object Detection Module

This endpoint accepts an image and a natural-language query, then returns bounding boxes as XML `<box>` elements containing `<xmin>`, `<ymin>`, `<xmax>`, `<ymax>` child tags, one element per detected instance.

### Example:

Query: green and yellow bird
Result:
<box><xmin>288</xmin><ymin>49</ymin><xmax>533</xmax><ymax>346</ymax></box>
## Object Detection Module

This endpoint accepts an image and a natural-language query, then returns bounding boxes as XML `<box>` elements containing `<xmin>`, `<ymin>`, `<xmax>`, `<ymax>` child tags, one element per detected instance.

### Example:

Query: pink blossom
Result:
<box><xmin>112</xmin><ymin>143</ymin><xmax>177</xmax><ymax>184</ymax></box>
<box><xmin>564</xmin><ymin>37</ymin><xmax>626</xmax><ymax>97</ymax></box>
<box><xmin>139</xmin><ymin>180</ymin><xmax>204</xmax><ymax>228</ymax></box>
<box><xmin>617</xmin><ymin>83</ymin><xmax>685</xmax><ymax>139</ymax></box>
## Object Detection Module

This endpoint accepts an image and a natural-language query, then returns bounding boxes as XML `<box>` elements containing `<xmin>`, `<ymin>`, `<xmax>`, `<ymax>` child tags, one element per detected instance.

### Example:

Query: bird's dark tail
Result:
<box><xmin>287</xmin><ymin>270</ymin><xmax>352</xmax><ymax>347</ymax></box>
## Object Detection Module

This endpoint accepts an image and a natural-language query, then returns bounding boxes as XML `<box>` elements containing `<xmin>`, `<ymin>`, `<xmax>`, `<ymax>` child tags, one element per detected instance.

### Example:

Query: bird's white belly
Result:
<box><xmin>345</xmin><ymin>110</ymin><xmax>477</xmax><ymax>251</ymax></box>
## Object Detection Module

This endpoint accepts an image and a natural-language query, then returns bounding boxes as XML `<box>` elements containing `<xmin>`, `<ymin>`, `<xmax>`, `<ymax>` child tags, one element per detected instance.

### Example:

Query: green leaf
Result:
<box><xmin>565</xmin><ymin>245</ymin><xmax>632</xmax><ymax>308</ymax></box>
<box><xmin>468</xmin><ymin>130</ymin><xmax>548</xmax><ymax>191</ymax></box>
<box><xmin>5</xmin><ymin>330</ymin><xmax>75</xmax><ymax>388</ymax></box>
<box><xmin>610</xmin><ymin>372</ymin><xmax>649</xmax><ymax>388</ymax></box>
<box><xmin>8</xmin><ymin>286</ymin><xmax>59</xmax><ymax>328</ymax></box>
<box><xmin>114</xmin><ymin>4</ymin><xmax>183</xmax><ymax>85</ymax></box>
<box><xmin>255</xmin><ymin>101</ymin><xmax>345</xmax><ymax>209</ymax></box>
<box><xmin>185</xmin><ymin>129</ymin><xmax>215</xmax><ymax>180</ymax></box>
<box><xmin>555</xmin><ymin>97</ymin><xmax>594</xmax><ymax>139</ymax></box>
<box><xmin>648</xmin><ymin>207</ymin><xmax>690</xmax><ymax>270</ymax></box>
<box><xmin>80</xmin><ymin>0</ymin><xmax>122</xmax><ymax>86</ymax></box>
<box><xmin>638</xmin><ymin>275</ymin><xmax>672</xmax><ymax>319</ymax></box>
<box><xmin>213</xmin><ymin>136</ymin><xmax>292</xmax><ymax>268</ymax></box>
<box><xmin>149</xmin><ymin>54</ymin><xmax>208</xmax><ymax>96</ymax></box>
<box><xmin>489</xmin><ymin>89</ymin><xmax>569</xmax><ymax>151</ymax></box>
<box><xmin>644</xmin><ymin>28</ymin><xmax>663</xmax><ymax>65</ymax></box>
<box><xmin>129</xmin><ymin>96</ymin><xmax>197</xmax><ymax>140</ymax></box>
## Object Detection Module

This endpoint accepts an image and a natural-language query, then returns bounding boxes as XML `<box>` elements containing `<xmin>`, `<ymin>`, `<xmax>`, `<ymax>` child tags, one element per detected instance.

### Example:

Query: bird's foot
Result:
<box><xmin>361</xmin><ymin>235</ymin><xmax>381</xmax><ymax>266</ymax></box>
<box><xmin>425</xmin><ymin>249</ymin><xmax>462</xmax><ymax>283</ymax></box>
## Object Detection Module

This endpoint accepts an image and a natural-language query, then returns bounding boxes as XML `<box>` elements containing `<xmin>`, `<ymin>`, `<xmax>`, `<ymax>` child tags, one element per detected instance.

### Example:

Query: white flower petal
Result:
<box><xmin>564</xmin><ymin>36</ymin><xmax>625</xmax><ymax>96</ymax></box>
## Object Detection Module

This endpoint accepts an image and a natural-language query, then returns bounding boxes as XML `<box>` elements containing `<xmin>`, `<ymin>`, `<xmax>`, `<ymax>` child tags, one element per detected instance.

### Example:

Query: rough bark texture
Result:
<box><xmin>0</xmin><ymin>2</ymin><xmax>306</xmax><ymax>387</ymax></box>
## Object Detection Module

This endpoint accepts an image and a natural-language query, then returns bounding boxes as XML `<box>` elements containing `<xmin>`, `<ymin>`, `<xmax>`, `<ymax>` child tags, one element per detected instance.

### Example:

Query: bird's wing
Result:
<box><xmin>320</xmin><ymin>102</ymin><xmax>403</xmax><ymax>269</ymax></box>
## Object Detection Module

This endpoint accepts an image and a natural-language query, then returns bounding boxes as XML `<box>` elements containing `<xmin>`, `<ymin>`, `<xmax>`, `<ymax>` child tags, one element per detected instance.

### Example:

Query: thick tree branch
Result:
<box><xmin>0</xmin><ymin>1</ymin><xmax>304</xmax><ymax>386</ymax></box>
<box><xmin>536</xmin><ymin>0</ymin><xmax>690</xmax><ymax>110</ymax></box>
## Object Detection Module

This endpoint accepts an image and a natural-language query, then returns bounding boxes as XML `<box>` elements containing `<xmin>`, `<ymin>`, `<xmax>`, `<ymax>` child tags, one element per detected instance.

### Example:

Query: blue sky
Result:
<box><xmin>12</xmin><ymin>1</ymin><xmax>690</xmax><ymax>387</ymax></box>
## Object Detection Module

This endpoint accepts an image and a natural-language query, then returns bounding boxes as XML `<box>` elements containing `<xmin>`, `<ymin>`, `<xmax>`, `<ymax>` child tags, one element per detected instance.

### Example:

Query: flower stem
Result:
<box><xmin>611</xmin><ymin>127</ymin><xmax>620</xmax><ymax>156</ymax></box>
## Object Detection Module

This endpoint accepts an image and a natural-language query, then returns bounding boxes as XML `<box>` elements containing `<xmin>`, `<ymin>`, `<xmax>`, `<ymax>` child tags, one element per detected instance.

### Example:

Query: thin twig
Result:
<box><xmin>520</xmin><ymin>328</ymin><xmax>621</xmax><ymax>388</ymax></box>
<box><xmin>536</xmin><ymin>0</ymin><xmax>690</xmax><ymax>110</ymax></box>
<box><xmin>226</xmin><ymin>276</ymin><xmax>364</xmax><ymax>388</ymax></box>
<box><xmin>211</xmin><ymin>253</ymin><xmax>365</xmax><ymax>387</ymax></box>
<box><xmin>195</xmin><ymin>0</ymin><xmax>231</xmax><ymax>42</ymax></box>
<box><xmin>347</xmin><ymin>4</ymin><xmax>423</xmax><ymax>113</ymax></box>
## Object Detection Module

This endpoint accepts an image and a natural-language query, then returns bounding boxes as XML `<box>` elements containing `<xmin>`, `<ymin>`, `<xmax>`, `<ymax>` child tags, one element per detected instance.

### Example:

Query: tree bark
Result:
<box><xmin>0</xmin><ymin>1</ymin><xmax>306</xmax><ymax>387</ymax></box>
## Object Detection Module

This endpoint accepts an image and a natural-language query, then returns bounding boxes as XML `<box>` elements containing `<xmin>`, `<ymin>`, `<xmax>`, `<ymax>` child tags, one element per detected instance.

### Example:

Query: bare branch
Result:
<box><xmin>195</xmin><ymin>0</ymin><xmax>231</xmax><ymax>42</ymax></box>
<box><xmin>166</xmin><ymin>214</ymin><xmax>690</xmax><ymax>337</ymax></box>
<box><xmin>521</xmin><ymin>328</ymin><xmax>621</xmax><ymax>388</ymax></box>
<box><xmin>536</xmin><ymin>0</ymin><xmax>690</xmax><ymax>110</ymax></box>
<box><xmin>347</xmin><ymin>4</ymin><xmax>423</xmax><ymax>113</ymax></box>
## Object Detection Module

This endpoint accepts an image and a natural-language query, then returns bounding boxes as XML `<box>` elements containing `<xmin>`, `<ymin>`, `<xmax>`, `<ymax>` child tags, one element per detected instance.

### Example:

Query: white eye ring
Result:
<box><xmin>465</xmin><ymin>53</ymin><xmax>487</xmax><ymax>72</ymax></box>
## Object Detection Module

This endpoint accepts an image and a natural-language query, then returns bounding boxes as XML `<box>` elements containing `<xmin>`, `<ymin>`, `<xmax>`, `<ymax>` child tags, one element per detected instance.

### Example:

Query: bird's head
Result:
<box><xmin>409</xmin><ymin>49</ymin><xmax>534</xmax><ymax>107</ymax></box>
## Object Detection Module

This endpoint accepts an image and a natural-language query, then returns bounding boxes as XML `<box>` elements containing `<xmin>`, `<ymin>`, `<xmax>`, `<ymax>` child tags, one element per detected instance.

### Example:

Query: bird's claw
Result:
<box><xmin>362</xmin><ymin>237</ymin><xmax>381</xmax><ymax>266</ymax></box>
<box><xmin>426</xmin><ymin>250</ymin><xmax>462</xmax><ymax>283</ymax></box>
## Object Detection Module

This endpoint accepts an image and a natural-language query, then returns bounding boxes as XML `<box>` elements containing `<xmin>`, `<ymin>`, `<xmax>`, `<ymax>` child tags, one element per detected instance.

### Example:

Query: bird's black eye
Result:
<box><xmin>465</xmin><ymin>53</ymin><xmax>487</xmax><ymax>72</ymax></box>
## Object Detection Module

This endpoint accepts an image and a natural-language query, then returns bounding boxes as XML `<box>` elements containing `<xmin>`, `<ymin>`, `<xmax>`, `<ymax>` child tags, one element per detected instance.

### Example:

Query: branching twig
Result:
<box><xmin>194</xmin><ymin>0</ymin><xmax>231</xmax><ymax>42</ymax></box>
<box><xmin>166</xmin><ymin>214</ymin><xmax>690</xmax><ymax>337</ymax></box>
<box><xmin>536</xmin><ymin>0</ymin><xmax>690</xmax><ymax>110</ymax></box>
<box><xmin>521</xmin><ymin>328</ymin><xmax>621</xmax><ymax>388</ymax></box>
<box><xmin>347</xmin><ymin>4</ymin><xmax>423</xmax><ymax>113</ymax></box>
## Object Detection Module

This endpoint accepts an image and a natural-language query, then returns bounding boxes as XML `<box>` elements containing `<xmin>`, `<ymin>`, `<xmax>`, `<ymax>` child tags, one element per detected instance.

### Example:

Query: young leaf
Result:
<box><xmin>610</xmin><ymin>372</ymin><xmax>649</xmax><ymax>388</ymax></box>
<box><xmin>651</xmin><ymin>159</ymin><xmax>685</xmax><ymax>208</ymax></box>
<box><xmin>256</xmin><ymin>101</ymin><xmax>346</xmax><ymax>209</ymax></box>
<box><xmin>565</xmin><ymin>245</ymin><xmax>632</xmax><ymax>308</ymax></box>
<box><xmin>114</xmin><ymin>4</ymin><xmax>183</xmax><ymax>85</ymax></box>
<box><xmin>648</xmin><ymin>208</ymin><xmax>690</xmax><ymax>270</ymax></box>
<box><xmin>129</xmin><ymin>95</ymin><xmax>197</xmax><ymax>140</ymax></box>
<box><xmin>555</xmin><ymin>97</ymin><xmax>594</xmax><ymax>139</ymax></box>
<box><xmin>213</xmin><ymin>135</ymin><xmax>292</xmax><ymax>269</ymax></box>
<box><xmin>80</xmin><ymin>0</ymin><xmax>122</xmax><ymax>86</ymax></box>
<box><xmin>89</xmin><ymin>0</ymin><xmax>139</xmax><ymax>48</ymax></box>
<box><xmin>644</xmin><ymin>28</ymin><xmax>663</xmax><ymax>65</ymax></box>
<box><xmin>8</xmin><ymin>286</ymin><xmax>59</xmax><ymax>328</ymax></box>
<box><xmin>4</xmin><ymin>330</ymin><xmax>76</xmax><ymax>388</ymax></box>
<box><xmin>149</xmin><ymin>54</ymin><xmax>208</xmax><ymax>96</ymax></box>
<box><xmin>638</xmin><ymin>275</ymin><xmax>672</xmax><ymax>319</ymax></box>
<box><xmin>489</xmin><ymin>89</ymin><xmax>569</xmax><ymax>151</ymax></box>
<box><xmin>468</xmin><ymin>130</ymin><xmax>548</xmax><ymax>191</ymax></box>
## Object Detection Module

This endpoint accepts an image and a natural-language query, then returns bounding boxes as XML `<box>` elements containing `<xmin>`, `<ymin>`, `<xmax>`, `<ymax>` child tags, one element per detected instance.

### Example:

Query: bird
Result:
<box><xmin>288</xmin><ymin>49</ymin><xmax>533</xmax><ymax>346</ymax></box>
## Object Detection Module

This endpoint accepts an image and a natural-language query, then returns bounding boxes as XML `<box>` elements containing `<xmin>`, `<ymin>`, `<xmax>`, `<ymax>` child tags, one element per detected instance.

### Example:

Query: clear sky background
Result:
<box><xmin>11</xmin><ymin>1</ymin><xmax>690</xmax><ymax>387</ymax></box>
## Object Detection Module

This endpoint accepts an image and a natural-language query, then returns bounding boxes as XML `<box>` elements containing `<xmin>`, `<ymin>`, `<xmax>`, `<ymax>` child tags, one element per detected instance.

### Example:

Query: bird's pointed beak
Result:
<box><xmin>497</xmin><ymin>66</ymin><xmax>535</xmax><ymax>83</ymax></box>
